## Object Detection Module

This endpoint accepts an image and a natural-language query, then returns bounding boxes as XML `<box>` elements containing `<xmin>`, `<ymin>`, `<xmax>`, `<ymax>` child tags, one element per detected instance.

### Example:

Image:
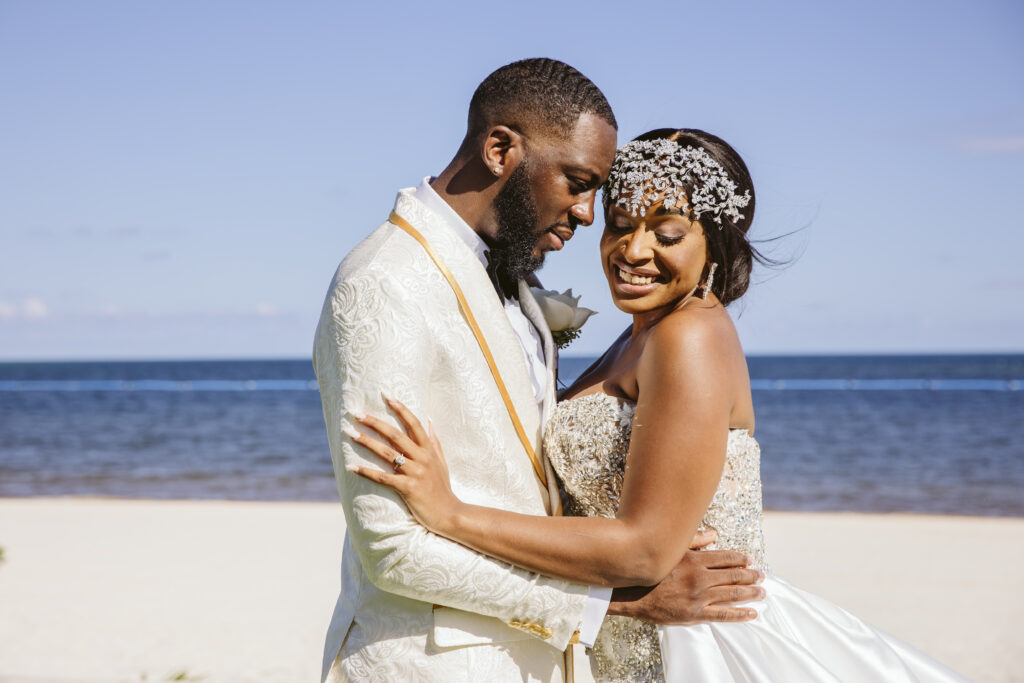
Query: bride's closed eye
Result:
<box><xmin>607</xmin><ymin>220</ymin><xmax>683</xmax><ymax>246</ymax></box>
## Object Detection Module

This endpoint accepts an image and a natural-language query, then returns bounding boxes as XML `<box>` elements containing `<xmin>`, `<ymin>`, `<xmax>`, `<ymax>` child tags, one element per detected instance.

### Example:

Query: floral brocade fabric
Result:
<box><xmin>545</xmin><ymin>393</ymin><xmax>769</xmax><ymax>682</ymax></box>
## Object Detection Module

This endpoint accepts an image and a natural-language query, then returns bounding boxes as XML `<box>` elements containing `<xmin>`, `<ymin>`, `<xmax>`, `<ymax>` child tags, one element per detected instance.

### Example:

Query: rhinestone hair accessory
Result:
<box><xmin>603</xmin><ymin>138</ymin><xmax>752</xmax><ymax>226</ymax></box>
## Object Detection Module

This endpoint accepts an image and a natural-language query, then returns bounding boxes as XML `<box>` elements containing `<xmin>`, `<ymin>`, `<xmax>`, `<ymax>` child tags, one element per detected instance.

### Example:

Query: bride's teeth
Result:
<box><xmin>618</xmin><ymin>267</ymin><xmax>655</xmax><ymax>286</ymax></box>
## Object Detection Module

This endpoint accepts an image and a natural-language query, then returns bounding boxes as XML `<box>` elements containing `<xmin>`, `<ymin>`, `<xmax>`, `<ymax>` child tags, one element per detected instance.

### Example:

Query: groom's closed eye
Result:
<box><xmin>565</xmin><ymin>168</ymin><xmax>601</xmax><ymax>194</ymax></box>
<box><xmin>568</xmin><ymin>176</ymin><xmax>591</xmax><ymax>194</ymax></box>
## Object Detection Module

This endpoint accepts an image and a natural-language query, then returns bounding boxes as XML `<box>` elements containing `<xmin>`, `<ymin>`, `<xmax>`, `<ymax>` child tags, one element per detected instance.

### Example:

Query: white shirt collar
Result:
<box><xmin>412</xmin><ymin>176</ymin><xmax>489</xmax><ymax>268</ymax></box>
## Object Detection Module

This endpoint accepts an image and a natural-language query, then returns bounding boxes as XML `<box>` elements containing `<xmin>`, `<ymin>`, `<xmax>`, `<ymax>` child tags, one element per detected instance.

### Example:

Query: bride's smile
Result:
<box><xmin>601</xmin><ymin>201</ymin><xmax>711</xmax><ymax>319</ymax></box>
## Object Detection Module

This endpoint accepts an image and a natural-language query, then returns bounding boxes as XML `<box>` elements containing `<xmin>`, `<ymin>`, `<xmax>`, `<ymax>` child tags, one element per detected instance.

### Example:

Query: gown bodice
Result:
<box><xmin>544</xmin><ymin>392</ymin><xmax>769</xmax><ymax>682</ymax></box>
<box><xmin>545</xmin><ymin>393</ymin><xmax>966</xmax><ymax>683</ymax></box>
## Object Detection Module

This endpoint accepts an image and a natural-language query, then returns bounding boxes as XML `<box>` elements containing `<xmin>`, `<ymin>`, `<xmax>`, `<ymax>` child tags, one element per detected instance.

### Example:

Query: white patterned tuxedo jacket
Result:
<box><xmin>313</xmin><ymin>188</ymin><xmax>589</xmax><ymax>682</ymax></box>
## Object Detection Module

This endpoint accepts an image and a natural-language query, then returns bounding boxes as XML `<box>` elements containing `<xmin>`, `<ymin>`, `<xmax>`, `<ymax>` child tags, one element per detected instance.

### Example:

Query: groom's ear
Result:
<box><xmin>481</xmin><ymin>125</ymin><xmax>525</xmax><ymax>178</ymax></box>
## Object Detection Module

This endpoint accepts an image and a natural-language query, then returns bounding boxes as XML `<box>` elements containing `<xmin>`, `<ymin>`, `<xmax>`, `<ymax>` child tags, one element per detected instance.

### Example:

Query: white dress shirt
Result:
<box><xmin>413</xmin><ymin>177</ymin><xmax>610</xmax><ymax>647</ymax></box>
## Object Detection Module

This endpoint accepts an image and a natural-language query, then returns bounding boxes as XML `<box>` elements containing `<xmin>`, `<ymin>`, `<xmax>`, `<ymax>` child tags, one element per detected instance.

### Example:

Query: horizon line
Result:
<box><xmin>1</xmin><ymin>350</ymin><xmax>1023</xmax><ymax>364</ymax></box>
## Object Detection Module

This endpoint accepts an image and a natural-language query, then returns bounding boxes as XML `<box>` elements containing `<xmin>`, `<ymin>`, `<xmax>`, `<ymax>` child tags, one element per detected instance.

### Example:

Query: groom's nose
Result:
<box><xmin>570</xmin><ymin>193</ymin><xmax>597</xmax><ymax>226</ymax></box>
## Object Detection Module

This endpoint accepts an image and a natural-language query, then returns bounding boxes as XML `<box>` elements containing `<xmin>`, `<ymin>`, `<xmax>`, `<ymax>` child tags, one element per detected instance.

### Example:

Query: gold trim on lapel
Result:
<box><xmin>388</xmin><ymin>210</ymin><xmax>551</xmax><ymax>490</ymax></box>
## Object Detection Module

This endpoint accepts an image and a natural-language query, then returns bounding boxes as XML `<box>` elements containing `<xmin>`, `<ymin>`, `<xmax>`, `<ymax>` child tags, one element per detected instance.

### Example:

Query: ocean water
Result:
<box><xmin>1</xmin><ymin>356</ymin><xmax>1021</xmax><ymax>516</ymax></box>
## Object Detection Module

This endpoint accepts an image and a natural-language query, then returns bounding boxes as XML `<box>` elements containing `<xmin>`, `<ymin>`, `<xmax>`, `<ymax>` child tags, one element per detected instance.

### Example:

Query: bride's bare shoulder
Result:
<box><xmin>640</xmin><ymin>303</ymin><xmax>753</xmax><ymax>427</ymax></box>
<box><xmin>646</xmin><ymin>302</ymin><xmax>742</xmax><ymax>362</ymax></box>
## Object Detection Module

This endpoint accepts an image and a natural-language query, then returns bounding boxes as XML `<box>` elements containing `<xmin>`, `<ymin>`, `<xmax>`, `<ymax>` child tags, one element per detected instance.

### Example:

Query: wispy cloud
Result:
<box><xmin>141</xmin><ymin>250</ymin><xmax>171</xmax><ymax>262</ymax></box>
<box><xmin>254</xmin><ymin>303</ymin><xmax>280</xmax><ymax>317</ymax></box>
<box><xmin>956</xmin><ymin>135</ymin><xmax>1024</xmax><ymax>154</ymax></box>
<box><xmin>20</xmin><ymin>224</ymin><xmax>183</xmax><ymax>241</ymax></box>
<box><xmin>988</xmin><ymin>276</ymin><xmax>1024</xmax><ymax>290</ymax></box>
<box><xmin>0</xmin><ymin>298</ymin><xmax>296</xmax><ymax>324</ymax></box>
<box><xmin>92</xmin><ymin>304</ymin><xmax>125</xmax><ymax>318</ymax></box>
<box><xmin>111</xmin><ymin>225</ymin><xmax>142</xmax><ymax>238</ymax></box>
<box><xmin>23</xmin><ymin>298</ymin><xmax>49</xmax><ymax>318</ymax></box>
<box><xmin>57</xmin><ymin>305</ymin><xmax>297</xmax><ymax>321</ymax></box>
<box><xmin>0</xmin><ymin>297</ymin><xmax>50</xmax><ymax>320</ymax></box>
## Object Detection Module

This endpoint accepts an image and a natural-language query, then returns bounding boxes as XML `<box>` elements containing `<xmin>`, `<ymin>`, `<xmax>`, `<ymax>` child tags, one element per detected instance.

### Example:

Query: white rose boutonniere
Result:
<box><xmin>529</xmin><ymin>287</ymin><xmax>597</xmax><ymax>349</ymax></box>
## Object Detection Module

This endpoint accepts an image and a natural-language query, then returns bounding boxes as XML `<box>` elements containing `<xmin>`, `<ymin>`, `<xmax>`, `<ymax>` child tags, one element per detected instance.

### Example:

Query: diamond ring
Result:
<box><xmin>392</xmin><ymin>454</ymin><xmax>407</xmax><ymax>471</ymax></box>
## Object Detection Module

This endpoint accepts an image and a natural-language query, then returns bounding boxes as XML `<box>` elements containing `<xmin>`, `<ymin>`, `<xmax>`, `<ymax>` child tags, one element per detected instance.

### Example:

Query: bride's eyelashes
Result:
<box><xmin>606</xmin><ymin>221</ymin><xmax>685</xmax><ymax>247</ymax></box>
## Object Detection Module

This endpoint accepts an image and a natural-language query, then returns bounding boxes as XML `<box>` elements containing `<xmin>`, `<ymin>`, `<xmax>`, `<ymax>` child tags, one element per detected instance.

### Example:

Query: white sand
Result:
<box><xmin>0</xmin><ymin>499</ymin><xmax>1019</xmax><ymax>682</ymax></box>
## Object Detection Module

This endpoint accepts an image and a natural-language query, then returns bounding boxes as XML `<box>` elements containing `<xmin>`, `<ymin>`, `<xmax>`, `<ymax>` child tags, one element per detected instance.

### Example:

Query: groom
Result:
<box><xmin>313</xmin><ymin>58</ymin><xmax>763</xmax><ymax>682</ymax></box>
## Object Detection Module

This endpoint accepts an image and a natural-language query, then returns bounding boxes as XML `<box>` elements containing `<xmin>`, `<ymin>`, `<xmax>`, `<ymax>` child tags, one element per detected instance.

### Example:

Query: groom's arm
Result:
<box><xmin>314</xmin><ymin>261</ymin><xmax>588</xmax><ymax>650</ymax></box>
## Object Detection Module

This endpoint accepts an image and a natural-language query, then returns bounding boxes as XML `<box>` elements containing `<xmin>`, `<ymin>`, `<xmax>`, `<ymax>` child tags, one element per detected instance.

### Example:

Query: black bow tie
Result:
<box><xmin>484</xmin><ymin>250</ymin><xmax>519</xmax><ymax>302</ymax></box>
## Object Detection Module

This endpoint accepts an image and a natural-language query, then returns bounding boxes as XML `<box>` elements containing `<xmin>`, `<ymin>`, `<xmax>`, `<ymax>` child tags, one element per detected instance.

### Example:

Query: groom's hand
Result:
<box><xmin>606</xmin><ymin>530</ymin><xmax>764</xmax><ymax>624</ymax></box>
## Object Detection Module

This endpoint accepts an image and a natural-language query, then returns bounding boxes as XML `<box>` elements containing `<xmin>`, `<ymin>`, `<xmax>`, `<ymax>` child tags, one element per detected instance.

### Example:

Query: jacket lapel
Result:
<box><xmin>517</xmin><ymin>282</ymin><xmax>557</xmax><ymax>424</ymax></box>
<box><xmin>391</xmin><ymin>191</ymin><xmax>545</xmax><ymax>491</ymax></box>
<box><xmin>517</xmin><ymin>282</ymin><xmax>563</xmax><ymax>513</ymax></box>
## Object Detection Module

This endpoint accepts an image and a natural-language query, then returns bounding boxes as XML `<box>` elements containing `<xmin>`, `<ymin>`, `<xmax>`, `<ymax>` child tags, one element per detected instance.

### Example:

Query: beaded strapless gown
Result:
<box><xmin>545</xmin><ymin>393</ymin><xmax>966</xmax><ymax>683</ymax></box>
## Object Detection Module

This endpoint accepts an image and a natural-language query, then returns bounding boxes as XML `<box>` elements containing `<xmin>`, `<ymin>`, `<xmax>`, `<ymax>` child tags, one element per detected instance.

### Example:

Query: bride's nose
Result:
<box><xmin>622</xmin><ymin>227</ymin><xmax>652</xmax><ymax>263</ymax></box>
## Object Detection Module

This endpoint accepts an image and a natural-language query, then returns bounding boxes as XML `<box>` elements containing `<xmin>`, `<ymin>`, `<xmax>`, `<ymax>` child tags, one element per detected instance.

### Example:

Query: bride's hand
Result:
<box><xmin>344</xmin><ymin>396</ymin><xmax>460</xmax><ymax>534</ymax></box>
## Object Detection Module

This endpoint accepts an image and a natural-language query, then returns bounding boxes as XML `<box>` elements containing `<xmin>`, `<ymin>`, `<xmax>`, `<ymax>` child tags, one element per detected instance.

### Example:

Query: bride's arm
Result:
<box><xmin>350</xmin><ymin>315</ymin><xmax>733</xmax><ymax>588</ymax></box>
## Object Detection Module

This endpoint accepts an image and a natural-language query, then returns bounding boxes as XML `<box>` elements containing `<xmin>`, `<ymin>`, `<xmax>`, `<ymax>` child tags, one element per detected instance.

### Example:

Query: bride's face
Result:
<box><xmin>600</xmin><ymin>197</ymin><xmax>709</xmax><ymax>316</ymax></box>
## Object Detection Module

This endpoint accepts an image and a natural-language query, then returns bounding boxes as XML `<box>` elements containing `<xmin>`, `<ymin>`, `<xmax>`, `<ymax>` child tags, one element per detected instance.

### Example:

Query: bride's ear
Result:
<box><xmin>482</xmin><ymin>125</ymin><xmax>524</xmax><ymax>178</ymax></box>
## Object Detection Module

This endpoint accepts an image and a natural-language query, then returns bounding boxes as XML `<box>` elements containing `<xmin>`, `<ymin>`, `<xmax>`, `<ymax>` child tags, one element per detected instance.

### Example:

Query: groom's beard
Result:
<box><xmin>491</xmin><ymin>162</ymin><xmax>544</xmax><ymax>283</ymax></box>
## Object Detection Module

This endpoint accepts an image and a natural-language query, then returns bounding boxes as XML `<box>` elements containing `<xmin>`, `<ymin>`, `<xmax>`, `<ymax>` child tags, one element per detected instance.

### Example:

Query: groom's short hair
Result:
<box><xmin>467</xmin><ymin>58</ymin><xmax>617</xmax><ymax>140</ymax></box>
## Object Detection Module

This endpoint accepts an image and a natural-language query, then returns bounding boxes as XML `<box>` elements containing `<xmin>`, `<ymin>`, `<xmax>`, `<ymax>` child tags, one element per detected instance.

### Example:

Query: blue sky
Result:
<box><xmin>1</xmin><ymin>0</ymin><xmax>1021</xmax><ymax>359</ymax></box>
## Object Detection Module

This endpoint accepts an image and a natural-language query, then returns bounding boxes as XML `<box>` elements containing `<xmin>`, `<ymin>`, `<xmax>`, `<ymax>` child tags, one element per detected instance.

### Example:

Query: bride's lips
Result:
<box><xmin>611</xmin><ymin>263</ymin><xmax>662</xmax><ymax>294</ymax></box>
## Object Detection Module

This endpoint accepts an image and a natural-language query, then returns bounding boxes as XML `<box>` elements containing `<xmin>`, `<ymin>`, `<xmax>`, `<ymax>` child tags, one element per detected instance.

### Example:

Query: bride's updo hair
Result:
<box><xmin>613</xmin><ymin>128</ymin><xmax>759</xmax><ymax>306</ymax></box>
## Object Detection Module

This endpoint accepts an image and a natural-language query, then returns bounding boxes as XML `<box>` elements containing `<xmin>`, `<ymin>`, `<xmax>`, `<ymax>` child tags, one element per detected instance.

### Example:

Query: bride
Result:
<box><xmin>348</xmin><ymin>128</ymin><xmax>966</xmax><ymax>681</ymax></box>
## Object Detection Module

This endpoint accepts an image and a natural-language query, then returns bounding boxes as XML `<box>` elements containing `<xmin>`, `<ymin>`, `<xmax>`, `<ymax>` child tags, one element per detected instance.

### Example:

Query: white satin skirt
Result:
<box><xmin>657</xmin><ymin>574</ymin><xmax>967</xmax><ymax>682</ymax></box>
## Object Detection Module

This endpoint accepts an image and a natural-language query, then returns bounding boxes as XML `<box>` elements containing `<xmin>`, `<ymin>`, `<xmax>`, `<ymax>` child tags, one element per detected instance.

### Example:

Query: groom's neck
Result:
<box><xmin>430</xmin><ymin>158</ymin><xmax>500</xmax><ymax>243</ymax></box>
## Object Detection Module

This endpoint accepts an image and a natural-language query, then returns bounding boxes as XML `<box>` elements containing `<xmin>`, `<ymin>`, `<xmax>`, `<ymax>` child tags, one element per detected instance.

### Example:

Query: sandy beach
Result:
<box><xmin>0</xmin><ymin>498</ymin><xmax>1020</xmax><ymax>682</ymax></box>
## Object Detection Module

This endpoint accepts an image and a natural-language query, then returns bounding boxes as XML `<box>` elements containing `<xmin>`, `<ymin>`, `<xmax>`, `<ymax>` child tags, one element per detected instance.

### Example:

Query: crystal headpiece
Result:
<box><xmin>603</xmin><ymin>138</ymin><xmax>752</xmax><ymax>226</ymax></box>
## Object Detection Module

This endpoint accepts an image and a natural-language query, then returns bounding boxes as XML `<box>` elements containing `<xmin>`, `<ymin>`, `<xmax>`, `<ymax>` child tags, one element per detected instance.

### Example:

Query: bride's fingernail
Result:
<box><xmin>342</xmin><ymin>425</ymin><xmax>361</xmax><ymax>440</ymax></box>
<box><xmin>346</xmin><ymin>465</ymin><xmax>359</xmax><ymax>473</ymax></box>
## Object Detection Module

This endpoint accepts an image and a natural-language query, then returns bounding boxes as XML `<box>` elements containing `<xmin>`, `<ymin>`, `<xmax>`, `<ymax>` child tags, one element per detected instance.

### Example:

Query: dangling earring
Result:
<box><xmin>702</xmin><ymin>262</ymin><xmax>718</xmax><ymax>300</ymax></box>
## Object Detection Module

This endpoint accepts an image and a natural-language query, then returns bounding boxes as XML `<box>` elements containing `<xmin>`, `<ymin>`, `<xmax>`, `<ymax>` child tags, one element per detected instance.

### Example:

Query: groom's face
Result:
<box><xmin>490</xmin><ymin>113</ymin><xmax>617</xmax><ymax>281</ymax></box>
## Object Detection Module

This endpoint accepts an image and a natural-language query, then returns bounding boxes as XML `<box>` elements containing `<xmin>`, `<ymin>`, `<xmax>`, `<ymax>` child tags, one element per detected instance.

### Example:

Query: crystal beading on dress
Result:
<box><xmin>544</xmin><ymin>393</ymin><xmax>768</xmax><ymax>682</ymax></box>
